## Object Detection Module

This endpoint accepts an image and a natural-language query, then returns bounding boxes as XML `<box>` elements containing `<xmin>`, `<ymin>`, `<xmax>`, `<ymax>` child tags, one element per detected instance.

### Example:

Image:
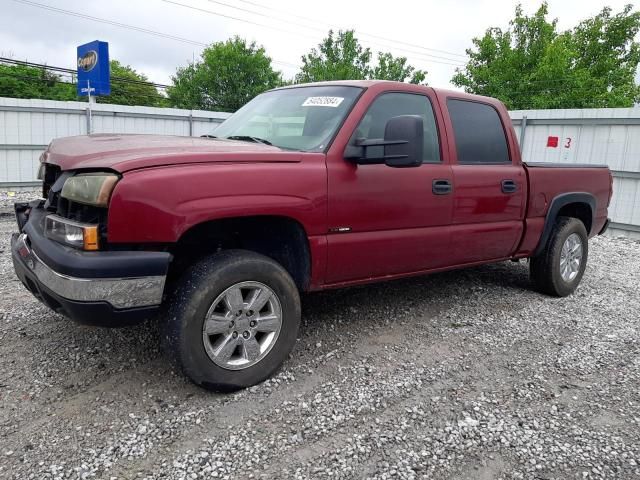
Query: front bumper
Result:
<box><xmin>11</xmin><ymin>204</ymin><xmax>171</xmax><ymax>326</ymax></box>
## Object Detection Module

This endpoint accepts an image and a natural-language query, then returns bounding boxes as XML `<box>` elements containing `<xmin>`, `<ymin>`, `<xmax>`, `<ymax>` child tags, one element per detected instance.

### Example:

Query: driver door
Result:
<box><xmin>324</xmin><ymin>91</ymin><xmax>453</xmax><ymax>284</ymax></box>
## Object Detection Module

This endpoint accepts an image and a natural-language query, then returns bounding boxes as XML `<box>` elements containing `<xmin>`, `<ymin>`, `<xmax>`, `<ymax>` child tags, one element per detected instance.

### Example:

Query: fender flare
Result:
<box><xmin>532</xmin><ymin>192</ymin><xmax>596</xmax><ymax>257</ymax></box>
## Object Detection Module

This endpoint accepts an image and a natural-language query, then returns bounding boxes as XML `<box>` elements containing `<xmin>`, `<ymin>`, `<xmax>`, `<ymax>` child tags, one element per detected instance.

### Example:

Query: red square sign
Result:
<box><xmin>547</xmin><ymin>136</ymin><xmax>559</xmax><ymax>148</ymax></box>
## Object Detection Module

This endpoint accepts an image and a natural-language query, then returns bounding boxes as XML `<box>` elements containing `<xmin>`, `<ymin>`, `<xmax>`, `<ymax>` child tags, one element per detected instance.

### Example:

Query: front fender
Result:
<box><xmin>106</xmin><ymin>161</ymin><xmax>327</xmax><ymax>244</ymax></box>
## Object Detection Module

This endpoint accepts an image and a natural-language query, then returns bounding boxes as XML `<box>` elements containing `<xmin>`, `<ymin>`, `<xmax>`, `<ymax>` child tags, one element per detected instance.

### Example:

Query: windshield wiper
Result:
<box><xmin>226</xmin><ymin>135</ymin><xmax>273</xmax><ymax>146</ymax></box>
<box><xmin>200</xmin><ymin>134</ymin><xmax>217</xmax><ymax>139</ymax></box>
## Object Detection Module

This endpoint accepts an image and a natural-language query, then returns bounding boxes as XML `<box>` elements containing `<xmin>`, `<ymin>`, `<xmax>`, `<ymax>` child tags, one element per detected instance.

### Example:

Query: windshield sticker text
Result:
<box><xmin>302</xmin><ymin>96</ymin><xmax>344</xmax><ymax>107</ymax></box>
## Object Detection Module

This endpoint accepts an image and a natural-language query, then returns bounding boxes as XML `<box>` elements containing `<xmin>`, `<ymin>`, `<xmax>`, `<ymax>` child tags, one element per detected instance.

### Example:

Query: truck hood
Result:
<box><xmin>43</xmin><ymin>134</ymin><xmax>302</xmax><ymax>172</ymax></box>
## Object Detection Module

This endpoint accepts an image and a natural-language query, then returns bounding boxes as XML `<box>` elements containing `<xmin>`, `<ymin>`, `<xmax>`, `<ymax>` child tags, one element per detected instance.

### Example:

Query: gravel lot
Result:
<box><xmin>0</xmin><ymin>190</ymin><xmax>40</xmax><ymax>214</ymax></box>
<box><xmin>0</xmin><ymin>213</ymin><xmax>638</xmax><ymax>480</ymax></box>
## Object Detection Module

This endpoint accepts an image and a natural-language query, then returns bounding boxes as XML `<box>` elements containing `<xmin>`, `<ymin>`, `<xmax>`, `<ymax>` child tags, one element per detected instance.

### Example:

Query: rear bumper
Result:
<box><xmin>11</xmin><ymin>204</ymin><xmax>171</xmax><ymax>327</ymax></box>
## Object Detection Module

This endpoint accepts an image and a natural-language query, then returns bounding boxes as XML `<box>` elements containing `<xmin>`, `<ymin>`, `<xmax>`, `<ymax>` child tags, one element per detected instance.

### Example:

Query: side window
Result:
<box><xmin>447</xmin><ymin>99</ymin><xmax>510</xmax><ymax>164</ymax></box>
<box><xmin>352</xmin><ymin>93</ymin><xmax>441</xmax><ymax>163</ymax></box>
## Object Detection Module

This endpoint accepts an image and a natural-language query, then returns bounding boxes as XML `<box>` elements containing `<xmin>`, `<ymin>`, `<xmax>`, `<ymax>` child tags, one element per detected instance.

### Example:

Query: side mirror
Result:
<box><xmin>344</xmin><ymin>115</ymin><xmax>424</xmax><ymax>168</ymax></box>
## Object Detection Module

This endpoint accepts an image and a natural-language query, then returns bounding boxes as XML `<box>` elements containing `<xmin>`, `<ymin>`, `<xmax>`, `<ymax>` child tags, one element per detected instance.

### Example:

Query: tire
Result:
<box><xmin>530</xmin><ymin>216</ymin><xmax>588</xmax><ymax>297</ymax></box>
<box><xmin>164</xmin><ymin>249</ymin><xmax>301</xmax><ymax>391</ymax></box>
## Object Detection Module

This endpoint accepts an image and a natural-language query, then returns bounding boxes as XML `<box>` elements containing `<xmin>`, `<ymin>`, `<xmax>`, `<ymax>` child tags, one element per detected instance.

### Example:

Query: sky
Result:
<box><xmin>0</xmin><ymin>0</ymin><xmax>636</xmax><ymax>91</ymax></box>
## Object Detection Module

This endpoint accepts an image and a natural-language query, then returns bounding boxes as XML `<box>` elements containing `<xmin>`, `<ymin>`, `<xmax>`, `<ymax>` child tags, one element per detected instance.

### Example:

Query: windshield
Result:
<box><xmin>212</xmin><ymin>86</ymin><xmax>362</xmax><ymax>152</ymax></box>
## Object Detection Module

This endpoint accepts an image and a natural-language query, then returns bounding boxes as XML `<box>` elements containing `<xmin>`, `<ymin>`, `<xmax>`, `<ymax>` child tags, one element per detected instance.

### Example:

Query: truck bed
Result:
<box><xmin>516</xmin><ymin>162</ymin><xmax>612</xmax><ymax>256</ymax></box>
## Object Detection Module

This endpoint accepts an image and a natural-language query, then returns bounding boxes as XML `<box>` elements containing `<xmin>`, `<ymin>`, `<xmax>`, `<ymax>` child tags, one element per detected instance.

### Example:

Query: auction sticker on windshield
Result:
<box><xmin>302</xmin><ymin>96</ymin><xmax>344</xmax><ymax>107</ymax></box>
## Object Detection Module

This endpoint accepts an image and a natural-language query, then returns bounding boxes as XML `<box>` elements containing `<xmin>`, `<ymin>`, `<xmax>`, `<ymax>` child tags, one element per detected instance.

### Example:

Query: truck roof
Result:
<box><xmin>274</xmin><ymin>80</ymin><xmax>500</xmax><ymax>104</ymax></box>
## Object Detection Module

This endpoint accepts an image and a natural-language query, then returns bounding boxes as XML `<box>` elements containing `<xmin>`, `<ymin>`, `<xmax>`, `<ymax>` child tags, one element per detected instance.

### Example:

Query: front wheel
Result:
<box><xmin>530</xmin><ymin>216</ymin><xmax>588</xmax><ymax>297</ymax></box>
<box><xmin>164</xmin><ymin>250</ymin><xmax>301</xmax><ymax>391</ymax></box>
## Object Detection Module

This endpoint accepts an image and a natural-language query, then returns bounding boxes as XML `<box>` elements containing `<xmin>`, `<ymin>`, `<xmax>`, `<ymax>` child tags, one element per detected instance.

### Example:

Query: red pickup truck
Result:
<box><xmin>12</xmin><ymin>80</ymin><xmax>612</xmax><ymax>390</ymax></box>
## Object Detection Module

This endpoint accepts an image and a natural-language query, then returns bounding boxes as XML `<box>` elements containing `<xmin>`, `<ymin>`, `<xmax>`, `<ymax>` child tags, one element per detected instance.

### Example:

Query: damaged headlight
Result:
<box><xmin>61</xmin><ymin>172</ymin><xmax>119</xmax><ymax>207</ymax></box>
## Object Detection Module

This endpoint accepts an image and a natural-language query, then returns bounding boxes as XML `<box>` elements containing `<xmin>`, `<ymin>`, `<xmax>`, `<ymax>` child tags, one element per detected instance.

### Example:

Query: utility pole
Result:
<box><xmin>86</xmin><ymin>80</ymin><xmax>94</xmax><ymax>135</ymax></box>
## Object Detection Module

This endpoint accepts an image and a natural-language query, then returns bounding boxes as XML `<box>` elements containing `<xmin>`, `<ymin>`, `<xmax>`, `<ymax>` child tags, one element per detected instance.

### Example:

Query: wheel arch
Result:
<box><xmin>532</xmin><ymin>192</ymin><xmax>595</xmax><ymax>257</ymax></box>
<box><xmin>169</xmin><ymin>215</ymin><xmax>312</xmax><ymax>292</ymax></box>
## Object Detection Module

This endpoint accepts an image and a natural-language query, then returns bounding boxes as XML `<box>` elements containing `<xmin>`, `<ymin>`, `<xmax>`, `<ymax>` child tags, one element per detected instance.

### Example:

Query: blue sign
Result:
<box><xmin>77</xmin><ymin>40</ymin><xmax>110</xmax><ymax>96</ymax></box>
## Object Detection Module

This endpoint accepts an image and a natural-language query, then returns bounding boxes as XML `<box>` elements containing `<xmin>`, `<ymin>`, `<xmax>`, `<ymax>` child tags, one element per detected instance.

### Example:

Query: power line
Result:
<box><xmin>3</xmin><ymin>59</ymin><xmax>608</xmax><ymax>95</ymax></box>
<box><xmin>0</xmin><ymin>57</ymin><xmax>171</xmax><ymax>89</ymax></box>
<box><xmin>13</xmin><ymin>0</ymin><xmax>206</xmax><ymax>46</ymax></box>
<box><xmin>234</xmin><ymin>0</ymin><xmax>468</xmax><ymax>59</ymax></box>
<box><xmin>10</xmin><ymin>0</ymin><xmax>299</xmax><ymax>69</ymax></box>
<box><xmin>463</xmin><ymin>76</ymin><xmax>632</xmax><ymax>88</ymax></box>
<box><xmin>2</xmin><ymin>65</ymin><xmax>622</xmax><ymax>112</ymax></box>
<box><xmin>2</xmin><ymin>53</ymin><xmax>623</xmax><ymax>102</ymax></box>
<box><xmin>161</xmin><ymin>0</ymin><xmax>465</xmax><ymax>68</ymax></box>
<box><xmin>1</xmin><ymin>68</ymin><xmax>615</xmax><ymax>99</ymax></box>
<box><xmin>12</xmin><ymin>0</ymin><xmax>466</xmax><ymax>77</ymax></box>
<box><xmin>175</xmin><ymin>0</ymin><xmax>466</xmax><ymax>66</ymax></box>
<box><xmin>0</xmin><ymin>59</ymin><xmax>172</xmax><ymax>99</ymax></box>
<box><xmin>0</xmin><ymin>70</ymin><xmax>169</xmax><ymax>103</ymax></box>
<box><xmin>161</xmin><ymin>0</ymin><xmax>317</xmax><ymax>41</ymax></box>
<box><xmin>201</xmin><ymin>0</ymin><xmax>467</xmax><ymax>64</ymax></box>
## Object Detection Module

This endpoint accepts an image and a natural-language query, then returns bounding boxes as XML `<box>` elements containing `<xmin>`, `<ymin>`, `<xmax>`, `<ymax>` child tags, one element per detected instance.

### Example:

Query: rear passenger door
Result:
<box><xmin>445</xmin><ymin>99</ymin><xmax>526</xmax><ymax>263</ymax></box>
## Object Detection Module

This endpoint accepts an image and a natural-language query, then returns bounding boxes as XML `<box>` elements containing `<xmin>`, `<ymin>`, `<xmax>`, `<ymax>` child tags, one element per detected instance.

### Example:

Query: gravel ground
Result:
<box><xmin>0</xmin><ymin>190</ymin><xmax>40</xmax><ymax>213</ymax></box>
<box><xmin>0</xmin><ymin>214</ymin><xmax>638</xmax><ymax>480</ymax></box>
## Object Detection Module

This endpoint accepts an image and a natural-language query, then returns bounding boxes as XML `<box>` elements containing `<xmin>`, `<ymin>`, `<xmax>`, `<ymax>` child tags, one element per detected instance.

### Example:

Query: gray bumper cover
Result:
<box><xmin>13</xmin><ymin>233</ymin><xmax>166</xmax><ymax>309</ymax></box>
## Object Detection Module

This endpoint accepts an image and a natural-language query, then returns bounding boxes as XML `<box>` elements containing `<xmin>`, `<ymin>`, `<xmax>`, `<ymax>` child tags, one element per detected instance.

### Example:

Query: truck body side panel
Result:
<box><xmin>516</xmin><ymin>164</ymin><xmax>611</xmax><ymax>256</ymax></box>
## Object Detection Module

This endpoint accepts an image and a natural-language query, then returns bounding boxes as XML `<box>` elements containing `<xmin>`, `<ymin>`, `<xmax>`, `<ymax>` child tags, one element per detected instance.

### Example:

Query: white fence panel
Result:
<box><xmin>510</xmin><ymin>108</ymin><xmax>640</xmax><ymax>237</ymax></box>
<box><xmin>0</xmin><ymin>97</ymin><xmax>230</xmax><ymax>184</ymax></box>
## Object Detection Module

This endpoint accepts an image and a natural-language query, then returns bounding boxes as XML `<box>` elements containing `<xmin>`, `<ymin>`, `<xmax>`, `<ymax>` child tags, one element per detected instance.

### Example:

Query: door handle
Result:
<box><xmin>432</xmin><ymin>179</ymin><xmax>452</xmax><ymax>195</ymax></box>
<box><xmin>501</xmin><ymin>179</ymin><xmax>518</xmax><ymax>194</ymax></box>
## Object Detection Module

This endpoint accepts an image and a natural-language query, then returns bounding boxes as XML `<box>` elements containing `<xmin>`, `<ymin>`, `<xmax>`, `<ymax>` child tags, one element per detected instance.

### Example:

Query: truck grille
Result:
<box><xmin>42</xmin><ymin>163</ymin><xmax>61</xmax><ymax>199</ymax></box>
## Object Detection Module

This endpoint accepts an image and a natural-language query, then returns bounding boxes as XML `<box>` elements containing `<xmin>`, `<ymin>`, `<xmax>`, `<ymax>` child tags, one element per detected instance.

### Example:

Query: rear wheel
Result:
<box><xmin>530</xmin><ymin>216</ymin><xmax>588</xmax><ymax>297</ymax></box>
<box><xmin>165</xmin><ymin>250</ymin><xmax>301</xmax><ymax>391</ymax></box>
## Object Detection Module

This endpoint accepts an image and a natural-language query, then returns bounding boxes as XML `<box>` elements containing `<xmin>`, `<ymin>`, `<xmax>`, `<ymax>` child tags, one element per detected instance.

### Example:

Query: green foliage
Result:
<box><xmin>296</xmin><ymin>30</ymin><xmax>427</xmax><ymax>84</ymax></box>
<box><xmin>296</xmin><ymin>30</ymin><xmax>371</xmax><ymax>82</ymax></box>
<box><xmin>569</xmin><ymin>5</ymin><xmax>640</xmax><ymax>107</ymax></box>
<box><xmin>167</xmin><ymin>37</ymin><xmax>282</xmax><ymax>112</ymax></box>
<box><xmin>0</xmin><ymin>60</ymin><xmax>166</xmax><ymax>106</ymax></box>
<box><xmin>0</xmin><ymin>63</ymin><xmax>75</xmax><ymax>100</ymax></box>
<box><xmin>452</xmin><ymin>3</ymin><xmax>640</xmax><ymax>109</ymax></box>
<box><xmin>97</xmin><ymin>60</ymin><xmax>167</xmax><ymax>107</ymax></box>
<box><xmin>372</xmin><ymin>52</ymin><xmax>427</xmax><ymax>84</ymax></box>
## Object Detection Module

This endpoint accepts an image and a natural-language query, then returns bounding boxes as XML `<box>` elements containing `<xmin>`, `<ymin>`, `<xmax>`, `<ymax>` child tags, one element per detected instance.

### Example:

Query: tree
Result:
<box><xmin>0</xmin><ymin>60</ymin><xmax>166</xmax><ymax>107</ymax></box>
<box><xmin>296</xmin><ymin>30</ymin><xmax>372</xmax><ymax>82</ymax></box>
<box><xmin>372</xmin><ymin>52</ymin><xmax>427</xmax><ymax>84</ymax></box>
<box><xmin>296</xmin><ymin>30</ymin><xmax>427</xmax><ymax>84</ymax></box>
<box><xmin>452</xmin><ymin>3</ymin><xmax>640</xmax><ymax>109</ymax></box>
<box><xmin>168</xmin><ymin>37</ymin><xmax>282</xmax><ymax>111</ymax></box>
<box><xmin>97</xmin><ymin>60</ymin><xmax>166</xmax><ymax>107</ymax></box>
<box><xmin>569</xmin><ymin>6</ymin><xmax>640</xmax><ymax>107</ymax></box>
<box><xmin>0</xmin><ymin>63</ymin><xmax>75</xmax><ymax>100</ymax></box>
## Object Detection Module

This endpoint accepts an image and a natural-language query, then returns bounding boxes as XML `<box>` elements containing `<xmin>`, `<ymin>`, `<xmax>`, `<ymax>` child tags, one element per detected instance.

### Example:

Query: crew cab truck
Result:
<box><xmin>11</xmin><ymin>81</ymin><xmax>612</xmax><ymax>390</ymax></box>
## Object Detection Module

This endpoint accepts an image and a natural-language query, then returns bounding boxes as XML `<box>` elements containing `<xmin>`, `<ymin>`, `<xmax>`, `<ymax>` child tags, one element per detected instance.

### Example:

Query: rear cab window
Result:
<box><xmin>447</xmin><ymin>99</ymin><xmax>510</xmax><ymax>165</ymax></box>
